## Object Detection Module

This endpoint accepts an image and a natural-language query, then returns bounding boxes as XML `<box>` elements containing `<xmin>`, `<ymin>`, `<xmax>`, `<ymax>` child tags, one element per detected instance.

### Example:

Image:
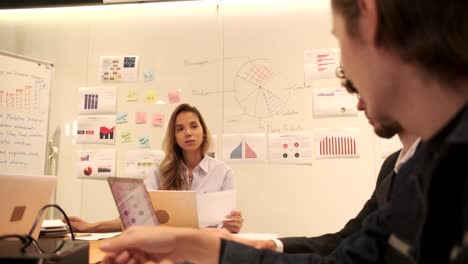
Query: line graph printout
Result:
<box><xmin>268</xmin><ymin>133</ymin><xmax>313</xmax><ymax>164</ymax></box>
<box><xmin>222</xmin><ymin>134</ymin><xmax>266</xmax><ymax>163</ymax></box>
<box><xmin>304</xmin><ymin>49</ymin><xmax>341</xmax><ymax>80</ymax></box>
<box><xmin>315</xmin><ymin>127</ymin><xmax>361</xmax><ymax>159</ymax></box>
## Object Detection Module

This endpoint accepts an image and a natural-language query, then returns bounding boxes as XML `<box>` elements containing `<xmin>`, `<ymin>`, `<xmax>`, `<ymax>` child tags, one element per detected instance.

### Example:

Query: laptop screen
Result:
<box><xmin>107</xmin><ymin>177</ymin><xmax>159</xmax><ymax>229</ymax></box>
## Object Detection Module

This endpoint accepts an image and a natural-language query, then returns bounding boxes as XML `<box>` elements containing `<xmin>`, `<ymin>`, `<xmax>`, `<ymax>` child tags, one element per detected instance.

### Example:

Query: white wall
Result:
<box><xmin>0</xmin><ymin>0</ymin><xmax>400</xmax><ymax>237</ymax></box>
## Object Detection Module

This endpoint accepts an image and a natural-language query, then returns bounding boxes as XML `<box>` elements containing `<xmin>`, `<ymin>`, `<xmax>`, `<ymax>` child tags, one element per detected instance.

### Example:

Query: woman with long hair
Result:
<box><xmin>68</xmin><ymin>103</ymin><xmax>243</xmax><ymax>233</ymax></box>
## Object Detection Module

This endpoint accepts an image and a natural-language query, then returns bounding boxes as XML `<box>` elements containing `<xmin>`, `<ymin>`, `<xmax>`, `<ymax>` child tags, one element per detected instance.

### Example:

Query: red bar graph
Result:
<box><xmin>319</xmin><ymin>136</ymin><xmax>357</xmax><ymax>156</ymax></box>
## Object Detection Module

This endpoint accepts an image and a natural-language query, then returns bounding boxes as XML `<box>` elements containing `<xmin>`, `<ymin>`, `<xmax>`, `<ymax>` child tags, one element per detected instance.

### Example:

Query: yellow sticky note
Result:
<box><xmin>127</xmin><ymin>89</ymin><xmax>138</xmax><ymax>101</ymax></box>
<box><xmin>146</xmin><ymin>90</ymin><xmax>157</xmax><ymax>104</ymax></box>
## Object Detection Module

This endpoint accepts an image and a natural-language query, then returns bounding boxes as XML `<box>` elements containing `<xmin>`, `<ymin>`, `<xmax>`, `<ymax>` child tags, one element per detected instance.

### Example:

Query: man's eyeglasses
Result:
<box><xmin>335</xmin><ymin>65</ymin><xmax>359</xmax><ymax>99</ymax></box>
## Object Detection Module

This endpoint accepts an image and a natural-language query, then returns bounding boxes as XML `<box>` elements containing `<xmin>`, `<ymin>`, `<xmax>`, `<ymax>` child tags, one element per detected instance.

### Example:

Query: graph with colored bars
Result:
<box><xmin>230</xmin><ymin>140</ymin><xmax>257</xmax><ymax>159</ymax></box>
<box><xmin>84</xmin><ymin>94</ymin><xmax>99</xmax><ymax>109</ymax></box>
<box><xmin>319</xmin><ymin>136</ymin><xmax>357</xmax><ymax>157</ymax></box>
<box><xmin>316</xmin><ymin>53</ymin><xmax>338</xmax><ymax>72</ymax></box>
<box><xmin>0</xmin><ymin>81</ymin><xmax>44</xmax><ymax>113</ymax></box>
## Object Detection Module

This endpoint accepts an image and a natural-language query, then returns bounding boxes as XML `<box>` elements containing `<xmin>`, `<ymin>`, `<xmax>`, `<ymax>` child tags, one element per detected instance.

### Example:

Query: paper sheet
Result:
<box><xmin>197</xmin><ymin>190</ymin><xmax>236</xmax><ymax>228</ymax></box>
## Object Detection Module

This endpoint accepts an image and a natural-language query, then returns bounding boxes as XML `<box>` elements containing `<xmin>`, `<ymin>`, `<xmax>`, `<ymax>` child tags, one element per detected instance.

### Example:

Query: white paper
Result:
<box><xmin>71</xmin><ymin>232</ymin><xmax>121</xmax><ymax>241</ymax></box>
<box><xmin>76</xmin><ymin>115</ymin><xmax>116</xmax><ymax>145</ymax></box>
<box><xmin>313</xmin><ymin>87</ymin><xmax>358</xmax><ymax>117</ymax></box>
<box><xmin>304</xmin><ymin>49</ymin><xmax>341</xmax><ymax>80</ymax></box>
<box><xmin>268</xmin><ymin>133</ymin><xmax>313</xmax><ymax>164</ymax></box>
<box><xmin>77</xmin><ymin>149</ymin><xmax>116</xmax><ymax>179</ymax></box>
<box><xmin>197</xmin><ymin>190</ymin><xmax>237</xmax><ymax>228</ymax></box>
<box><xmin>78</xmin><ymin>86</ymin><xmax>116</xmax><ymax>114</ymax></box>
<box><xmin>222</xmin><ymin>134</ymin><xmax>266</xmax><ymax>162</ymax></box>
<box><xmin>315</xmin><ymin>127</ymin><xmax>361</xmax><ymax>159</ymax></box>
<box><xmin>125</xmin><ymin>150</ymin><xmax>165</xmax><ymax>179</ymax></box>
<box><xmin>100</xmin><ymin>56</ymin><xmax>139</xmax><ymax>82</ymax></box>
<box><xmin>42</xmin><ymin>219</ymin><xmax>67</xmax><ymax>228</ymax></box>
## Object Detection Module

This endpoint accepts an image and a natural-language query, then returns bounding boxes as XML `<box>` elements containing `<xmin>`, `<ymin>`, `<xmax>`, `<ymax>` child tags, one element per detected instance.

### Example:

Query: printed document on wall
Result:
<box><xmin>125</xmin><ymin>150</ymin><xmax>165</xmax><ymax>179</ymax></box>
<box><xmin>222</xmin><ymin>134</ymin><xmax>266</xmax><ymax>163</ymax></box>
<box><xmin>76</xmin><ymin>115</ymin><xmax>116</xmax><ymax>145</ymax></box>
<box><xmin>315</xmin><ymin>127</ymin><xmax>361</xmax><ymax>159</ymax></box>
<box><xmin>100</xmin><ymin>56</ymin><xmax>139</xmax><ymax>82</ymax></box>
<box><xmin>304</xmin><ymin>49</ymin><xmax>340</xmax><ymax>80</ymax></box>
<box><xmin>77</xmin><ymin>149</ymin><xmax>115</xmax><ymax>180</ymax></box>
<box><xmin>78</xmin><ymin>86</ymin><xmax>116</xmax><ymax>114</ymax></box>
<box><xmin>313</xmin><ymin>87</ymin><xmax>358</xmax><ymax>117</ymax></box>
<box><xmin>269</xmin><ymin>133</ymin><xmax>313</xmax><ymax>164</ymax></box>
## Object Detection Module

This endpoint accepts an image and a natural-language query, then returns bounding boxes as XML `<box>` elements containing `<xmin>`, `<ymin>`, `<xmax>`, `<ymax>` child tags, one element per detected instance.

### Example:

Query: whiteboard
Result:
<box><xmin>0</xmin><ymin>51</ymin><xmax>53</xmax><ymax>175</ymax></box>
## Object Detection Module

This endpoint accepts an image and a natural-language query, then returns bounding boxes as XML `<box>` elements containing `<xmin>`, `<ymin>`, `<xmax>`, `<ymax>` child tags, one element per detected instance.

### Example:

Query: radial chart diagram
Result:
<box><xmin>234</xmin><ymin>59</ymin><xmax>290</xmax><ymax>118</ymax></box>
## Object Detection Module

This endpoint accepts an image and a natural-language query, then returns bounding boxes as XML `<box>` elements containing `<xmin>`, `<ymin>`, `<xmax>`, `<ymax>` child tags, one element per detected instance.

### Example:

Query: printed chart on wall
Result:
<box><xmin>314</xmin><ymin>127</ymin><xmax>361</xmax><ymax>159</ymax></box>
<box><xmin>0</xmin><ymin>51</ymin><xmax>53</xmax><ymax>175</ymax></box>
<box><xmin>223</xmin><ymin>58</ymin><xmax>305</xmax><ymax>134</ymax></box>
<box><xmin>222</xmin><ymin>134</ymin><xmax>266</xmax><ymax>163</ymax></box>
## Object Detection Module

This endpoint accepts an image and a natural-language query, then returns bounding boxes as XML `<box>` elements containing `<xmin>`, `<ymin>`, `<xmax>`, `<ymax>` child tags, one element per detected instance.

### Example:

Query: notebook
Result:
<box><xmin>148</xmin><ymin>190</ymin><xmax>199</xmax><ymax>228</ymax></box>
<box><xmin>107</xmin><ymin>177</ymin><xmax>159</xmax><ymax>229</ymax></box>
<box><xmin>0</xmin><ymin>174</ymin><xmax>57</xmax><ymax>239</ymax></box>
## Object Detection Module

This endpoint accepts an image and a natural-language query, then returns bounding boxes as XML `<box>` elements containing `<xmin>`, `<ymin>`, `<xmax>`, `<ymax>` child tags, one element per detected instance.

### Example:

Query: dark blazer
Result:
<box><xmin>279</xmin><ymin>150</ymin><xmax>400</xmax><ymax>255</ymax></box>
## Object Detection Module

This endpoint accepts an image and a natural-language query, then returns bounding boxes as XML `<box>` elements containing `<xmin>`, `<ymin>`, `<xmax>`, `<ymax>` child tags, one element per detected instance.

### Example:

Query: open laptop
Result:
<box><xmin>148</xmin><ymin>190</ymin><xmax>199</xmax><ymax>228</ymax></box>
<box><xmin>0</xmin><ymin>174</ymin><xmax>57</xmax><ymax>239</ymax></box>
<box><xmin>107</xmin><ymin>177</ymin><xmax>159</xmax><ymax>229</ymax></box>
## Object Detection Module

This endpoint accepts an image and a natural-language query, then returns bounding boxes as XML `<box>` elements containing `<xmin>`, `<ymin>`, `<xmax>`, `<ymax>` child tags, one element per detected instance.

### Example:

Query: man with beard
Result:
<box><xmin>205</xmin><ymin>68</ymin><xmax>420</xmax><ymax>255</ymax></box>
<box><xmin>98</xmin><ymin>0</ymin><xmax>468</xmax><ymax>263</ymax></box>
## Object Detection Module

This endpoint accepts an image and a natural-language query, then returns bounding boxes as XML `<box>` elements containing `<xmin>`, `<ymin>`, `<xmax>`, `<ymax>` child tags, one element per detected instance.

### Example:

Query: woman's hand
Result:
<box><xmin>222</xmin><ymin>210</ymin><xmax>243</xmax><ymax>233</ymax></box>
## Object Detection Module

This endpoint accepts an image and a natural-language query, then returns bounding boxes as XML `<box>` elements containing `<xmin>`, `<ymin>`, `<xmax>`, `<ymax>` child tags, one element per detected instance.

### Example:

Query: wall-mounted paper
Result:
<box><xmin>100</xmin><ymin>56</ymin><xmax>138</xmax><ymax>82</ymax></box>
<box><xmin>78</xmin><ymin>86</ymin><xmax>116</xmax><ymax>114</ymax></box>
<box><xmin>135</xmin><ymin>112</ymin><xmax>147</xmax><ymax>124</ymax></box>
<box><xmin>269</xmin><ymin>133</ymin><xmax>313</xmax><ymax>164</ymax></box>
<box><xmin>125</xmin><ymin>150</ymin><xmax>165</xmax><ymax>179</ymax></box>
<box><xmin>138</xmin><ymin>136</ymin><xmax>150</xmax><ymax>148</ymax></box>
<box><xmin>313</xmin><ymin>87</ymin><xmax>358</xmax><ymax>117</ymax></box>
<box><xmin>76</xmin><ymin>115</ymin><xmax>116</xmax><ymax>145</ymax></box>
<box><xmin>168</xmin><ymin>90</ymin><xmax>181</xmax><ymax>104</ymax></box>
<box><xmin>127</xmin><ymin>89</ymin><xmax>138</xmax><ymax>101</ymax></box>
<box><xmin>116</xmin><ymin>112</ymin><xmax>128</xmax><ymax>124</ymax></box>
<box><xmin>77</xmin><ymin>149</ymin><xmax>115</xmax><ymax>180</ymax></box>
<box><xmin>146</xmin><ymin>90</ymin><xmax>157</xmax><ymax>104</ymax></box>
<box><xmin>120</xmin><ymin>130</ymin><xmax>132</xmax><ymax>143</ymax></box>
<box><xmin>222</xmin><ymin>134</ymin><xmax>266</xmax><ymax>162</ymax></box>
<box><xmin>304</xmin><ymin>49</ymin><xmax>340</xmax><ymax>80</ymax></box>
<box><xmin>152</xmin><ymin>113</ymin><xmax>164</xmax><ymax>127</ymax></box>
<box><xmin>315</xmin><ymin>127</ymin><xmax>361</xmax><ymax>159</ymax></box>
<box><xmin>143</xmin><ymin>69</ymin><xmax>155</xmax><ymax>82</ymax></box>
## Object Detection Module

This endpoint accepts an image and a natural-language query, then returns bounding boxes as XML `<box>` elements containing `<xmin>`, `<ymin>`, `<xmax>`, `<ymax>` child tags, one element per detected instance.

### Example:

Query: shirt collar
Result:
<box><xmin>197</xmin><ymin>155</ymin><xmax>211</xmax><ymax>173</ymax></box>
<box><xmin>394</xmin><ymin>138</ymin><xmax>421</xmax><ymax>173</ymax></box>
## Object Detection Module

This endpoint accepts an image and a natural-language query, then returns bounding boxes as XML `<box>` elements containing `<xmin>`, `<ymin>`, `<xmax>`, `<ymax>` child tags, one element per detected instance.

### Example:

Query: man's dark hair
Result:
<box><xmin>332</xmin><ymin>0</ymin><xmax>468</xmax><ymax>86</ymax></box>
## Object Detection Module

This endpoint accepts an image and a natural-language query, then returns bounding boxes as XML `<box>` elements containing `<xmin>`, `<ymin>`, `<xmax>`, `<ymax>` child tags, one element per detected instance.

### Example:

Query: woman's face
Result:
<box><xmin>174</xmin><ymin>111</ymin><xmax>204</xmax><ymax>154</ymax></box>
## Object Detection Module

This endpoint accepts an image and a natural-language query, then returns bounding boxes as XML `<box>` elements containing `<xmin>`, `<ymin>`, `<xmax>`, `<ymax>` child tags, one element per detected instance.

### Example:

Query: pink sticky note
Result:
<box><xmin>168</xmin><ymin>91</ymin><xmax>181</xmax><ymax>104</ymax></box>
<box><xmin>135</xmin><ymin>112</ymin><xmax>147</xmax><ymax>124</ymax></box>
<box><xmin>152</xmin><ymin>113</ymin><xmax>164</xmax><ymax>127</ymax></box>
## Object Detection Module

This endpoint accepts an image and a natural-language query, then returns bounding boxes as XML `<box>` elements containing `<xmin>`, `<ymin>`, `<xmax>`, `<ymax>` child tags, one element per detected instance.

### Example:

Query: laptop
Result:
<box><xmin>107</xmin><ymin>177</ymin><xmax>159</xmax><ymax>229</ymax></box>
<box><xmin>148</xmin><ymin>190</ymin><xmax>199</xmax><ymax>228</ymax></box>
<box><xmin>0</xmin><ymin>174</ymin><xmax>57</xmax><ymax>240</ymax></box>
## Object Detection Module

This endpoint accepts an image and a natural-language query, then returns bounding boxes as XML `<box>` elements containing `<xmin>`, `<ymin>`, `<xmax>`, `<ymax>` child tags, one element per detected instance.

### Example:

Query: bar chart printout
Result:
<box><xmin>315</xmin><ymin>128</ymin><xmax>360</xmax><ymax>159</ymax></box>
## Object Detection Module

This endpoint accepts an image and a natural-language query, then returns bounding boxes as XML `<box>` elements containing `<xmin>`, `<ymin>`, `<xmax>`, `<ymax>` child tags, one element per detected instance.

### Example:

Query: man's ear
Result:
<box><xmin>357</xmin><ymin>0</ymin><xmax>378</xmax><ymax>44</ymax></box>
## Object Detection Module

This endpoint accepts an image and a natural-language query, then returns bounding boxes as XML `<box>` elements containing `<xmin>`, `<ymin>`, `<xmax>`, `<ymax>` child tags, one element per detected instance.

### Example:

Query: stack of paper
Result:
<box><xmin>40</xmin><ymin>219</ymin><xmax>70</xmax><ymax>238</ymax></box>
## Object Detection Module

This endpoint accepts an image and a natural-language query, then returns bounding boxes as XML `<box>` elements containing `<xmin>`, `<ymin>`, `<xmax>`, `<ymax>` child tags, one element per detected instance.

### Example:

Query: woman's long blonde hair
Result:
<box><xmin>159</xmin><ymin>103</ymin><xmax>211</xmax><ymax>190</ymax></box>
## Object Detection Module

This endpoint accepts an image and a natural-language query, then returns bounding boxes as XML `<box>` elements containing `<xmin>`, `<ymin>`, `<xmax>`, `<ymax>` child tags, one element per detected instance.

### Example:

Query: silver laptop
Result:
<box><xmin>0</xmin><ymin>174</ymin><xmax>56</xmax><ymax>239</ymax></box>
<box><xmin>107</xmin><ymin>177</ymin><xmax>159</xmax><ymax>229</ymax></box>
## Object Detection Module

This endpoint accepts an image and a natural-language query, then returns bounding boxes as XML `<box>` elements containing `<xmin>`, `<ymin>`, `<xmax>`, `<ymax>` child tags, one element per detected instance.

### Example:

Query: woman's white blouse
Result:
<box><xmin>144</xmin><ymin>155</ymin><xmax>234</xmax><ymax>193</ymax></box>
